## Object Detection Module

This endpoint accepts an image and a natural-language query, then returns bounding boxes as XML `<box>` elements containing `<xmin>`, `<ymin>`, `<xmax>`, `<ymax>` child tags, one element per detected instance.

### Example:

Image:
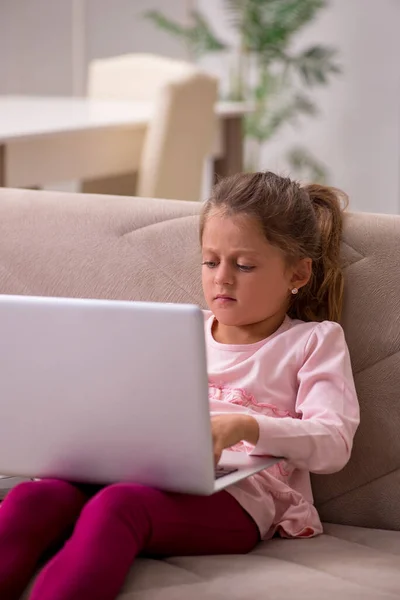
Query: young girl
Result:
<box><xmin>0</xmin><ymin>171</ymin><xmax>359</xmax><ymax>600</ymax></box>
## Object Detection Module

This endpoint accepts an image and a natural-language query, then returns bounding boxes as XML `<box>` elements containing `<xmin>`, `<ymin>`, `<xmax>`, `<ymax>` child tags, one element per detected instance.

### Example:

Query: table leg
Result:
<box><xmin>0</xmin><ymin>145</ymin><xmax>5</xmax><ymax>187</ymax></box>
<box><xmin>213</xmin><ymin>116</ymin><xmax>244</xmax><ymax>181</ymax></box>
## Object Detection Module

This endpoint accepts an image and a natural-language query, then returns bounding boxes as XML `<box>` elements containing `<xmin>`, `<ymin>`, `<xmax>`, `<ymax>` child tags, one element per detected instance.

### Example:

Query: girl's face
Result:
<box><xmin>201</xmin><ymin>210</ymin><xmax>310</xmax><ymax>341</ymax></box>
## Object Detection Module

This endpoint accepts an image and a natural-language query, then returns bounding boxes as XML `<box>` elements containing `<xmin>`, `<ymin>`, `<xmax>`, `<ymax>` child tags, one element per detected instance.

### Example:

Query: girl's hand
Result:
<box><xmin>211</xmin><ymin>414</ymin><xmax>260</xmax><ymax>466</ymax></box>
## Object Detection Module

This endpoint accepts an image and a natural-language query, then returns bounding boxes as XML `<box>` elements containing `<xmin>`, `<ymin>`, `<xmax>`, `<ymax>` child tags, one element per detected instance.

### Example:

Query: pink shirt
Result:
<box><xmin>205</xmin><ymin>311</ymin><xmax>360</xmax><ymax>539</ymax></box>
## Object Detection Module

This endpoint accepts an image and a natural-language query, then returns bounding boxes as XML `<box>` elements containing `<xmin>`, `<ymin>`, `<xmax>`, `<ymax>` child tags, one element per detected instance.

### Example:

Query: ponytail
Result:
<box><xmin>296</xmin><ymin>184</ymin><xmax>348</xmax><ymax>322</ymax></box>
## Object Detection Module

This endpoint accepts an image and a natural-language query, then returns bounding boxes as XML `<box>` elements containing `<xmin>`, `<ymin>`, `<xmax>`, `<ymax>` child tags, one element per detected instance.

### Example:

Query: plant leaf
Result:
<box><xmin>291</xmin><ymin>93</ymin><xmax>319</xmax><ymax>117</ymax></box>
<box><xmin>144</xmin><ymin>9</ymin><xmax>226</xmax><ymax>57</ymax></box>
<box><xmin>289</xmin><ymin>45</ymin><xmax>341</xmax><ymax>86</ymax></box>
<box><xmin>252</xmin><ymin>68</ymin><xmax>279</xmax><ymax>102</ymax></box>
<box><xmin>189</xmin><ymin>10</ymin><xmax>228</xmax><ymax>55</ymax></box>
<box><xmin>286</xmin><ymin>145</ymin><xmax>328</xmax><ymax>182</ymax></box>
<box><xmin>144</xmin><ymin>10</ymin><xmax>190</xmax><ymax>41</ymax></box>
<box><xmin>245</xmin><ymin>91</ymin><xmax>318</xmax><ymax>141</ymax></box>
<box><xmin>224</xmin><ymin>0</ymin><xmax>327</xmax><ymax>55</ymax></box>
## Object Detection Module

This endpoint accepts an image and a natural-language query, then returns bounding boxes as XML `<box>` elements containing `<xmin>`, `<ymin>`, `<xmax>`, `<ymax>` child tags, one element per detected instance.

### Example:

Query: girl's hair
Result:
<box><xmin>200</xmin><ymin>171</ymin><xmax>348</xmax><ymax>323</ymax></box>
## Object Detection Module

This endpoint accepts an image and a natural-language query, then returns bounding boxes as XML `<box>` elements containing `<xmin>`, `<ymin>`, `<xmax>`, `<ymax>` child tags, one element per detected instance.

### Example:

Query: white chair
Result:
<box><xmin>86</xmin><ymin>53</ymin><xmax>218</xmax><ymax>201</ymax></box>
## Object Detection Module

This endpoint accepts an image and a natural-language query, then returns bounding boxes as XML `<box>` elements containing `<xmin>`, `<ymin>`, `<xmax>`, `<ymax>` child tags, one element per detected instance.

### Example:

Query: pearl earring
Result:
<box><xmin>291</xmin><ymin>288</ymin><xmax>298</xmax><ymax>295</ymax></box>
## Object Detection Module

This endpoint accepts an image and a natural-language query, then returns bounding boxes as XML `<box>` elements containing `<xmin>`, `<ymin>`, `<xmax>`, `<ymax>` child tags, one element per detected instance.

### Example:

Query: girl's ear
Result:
<box><xmin>290</xmin><ymin>258</ymin><xmax>312</xmax><ymax>291</ymax></box>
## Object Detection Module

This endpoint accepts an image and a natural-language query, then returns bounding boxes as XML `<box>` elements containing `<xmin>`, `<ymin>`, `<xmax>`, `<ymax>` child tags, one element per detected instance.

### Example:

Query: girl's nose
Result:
<box><xmin>214</xmin><ymin>262</ymin><xmax>234</xmax><ymax>286</ymax></box>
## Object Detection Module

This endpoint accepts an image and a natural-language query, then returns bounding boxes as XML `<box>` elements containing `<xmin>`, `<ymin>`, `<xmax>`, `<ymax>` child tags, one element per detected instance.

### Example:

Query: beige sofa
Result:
<box><xmin>0</xmin><ymin>187</ymin><xmax>400</xmax><ymax>599</ymax></box>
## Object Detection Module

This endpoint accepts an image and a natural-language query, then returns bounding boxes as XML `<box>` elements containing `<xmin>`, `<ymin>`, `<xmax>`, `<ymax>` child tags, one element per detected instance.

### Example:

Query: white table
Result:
<box><xmin>0</xmin><ymin>96</ymin><xmax>248</xmax><ymax>190</ymax></box>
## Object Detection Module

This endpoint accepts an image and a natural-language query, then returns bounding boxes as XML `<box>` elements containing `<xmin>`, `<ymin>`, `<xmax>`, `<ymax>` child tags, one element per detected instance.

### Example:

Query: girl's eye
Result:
<box><xmin>202</xmin><ymin>261</ymin><xmax>217</xmax><ymax>269</ymax></box>
<box><xmin>237</xmin><ymin>264</ymin><xmax>255</xmax><ymax>272</ymax></box>
<box><xmin>202</xmin><ymin>261</ymin><xmax>255</xmax><ymax>272</ymax></box>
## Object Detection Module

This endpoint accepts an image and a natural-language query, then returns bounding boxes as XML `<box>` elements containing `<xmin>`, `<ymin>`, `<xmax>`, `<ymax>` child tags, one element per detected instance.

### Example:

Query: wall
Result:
<box><xmin>0</xmin><ymin>0</ymin><xmax>75</xmax><ymax>95</ymax></box>
<box><xmin>196</xmin><ymin>0</ymin><xmax>400</xmax><ymax>214</ymax></box>
<box><xmin>263</xmin><ymin>0</ymin><xmax>400</xmax><ymax>214</ymax></box>
<box><xmin>0</xmin><ymin>0</ymin><xmax>190</xmax><ymax>96</ymax></box>
<box><xmin>85</xmin><ymin>0</ymin><xmax>190</xmax><ymax>68</ymax></box>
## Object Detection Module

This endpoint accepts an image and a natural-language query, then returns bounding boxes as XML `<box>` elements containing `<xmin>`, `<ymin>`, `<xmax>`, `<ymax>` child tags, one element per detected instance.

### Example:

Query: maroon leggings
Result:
<box><xmin>0</xmin><ymin>479</ymin><xmax>259</xmax><ymax>600</ymax></box>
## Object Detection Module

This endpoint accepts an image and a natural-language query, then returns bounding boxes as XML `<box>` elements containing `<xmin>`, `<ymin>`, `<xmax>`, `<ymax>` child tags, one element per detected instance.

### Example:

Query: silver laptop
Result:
<box><xmin>0</xmin><ymin>295</ymin><xmax>279</xmax><ymax>495</ymax></box>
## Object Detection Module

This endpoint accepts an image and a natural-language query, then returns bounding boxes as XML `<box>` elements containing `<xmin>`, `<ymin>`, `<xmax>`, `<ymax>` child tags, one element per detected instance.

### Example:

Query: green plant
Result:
<box><xmin>145</xmin><ymin>0</ymin><xmax>340</xmax><ymax>179</ymax></box>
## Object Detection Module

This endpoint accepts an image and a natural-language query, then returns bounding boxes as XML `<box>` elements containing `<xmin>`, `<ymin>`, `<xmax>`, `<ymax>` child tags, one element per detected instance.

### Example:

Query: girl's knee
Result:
<box><xmin>85</xmin><ymin>483</ymin><xmax>156</xmax><ymax>520</ymax></box>
<box><xmin>5</xmin><ymin>479</ymin><xmax>83</xmax><ymax>511</ymax></box>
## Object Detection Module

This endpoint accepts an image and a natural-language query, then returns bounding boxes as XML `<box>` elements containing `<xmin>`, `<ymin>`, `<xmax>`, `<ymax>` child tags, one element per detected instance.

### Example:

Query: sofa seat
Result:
<box><xmin>23</xmin><ymin>524</ymin><xmax>400</xmax><ymax>599</ymax></box>
<box><xmin>99</xmin><ymin>524</ymin><xmax>400</xmax><ymax>599</ymax></box>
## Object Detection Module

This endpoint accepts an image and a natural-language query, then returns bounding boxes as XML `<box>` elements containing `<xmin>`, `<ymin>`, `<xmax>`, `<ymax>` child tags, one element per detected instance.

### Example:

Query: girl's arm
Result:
<box><xmin>248</xmin><ymin>321</ymin><xmax>360</xmax><ymax>474</ymax></box>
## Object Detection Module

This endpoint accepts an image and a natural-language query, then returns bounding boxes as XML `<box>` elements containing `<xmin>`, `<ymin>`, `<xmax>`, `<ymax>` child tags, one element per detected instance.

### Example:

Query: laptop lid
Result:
<box><xmin>0</xmin><ymin>295</ymin><xmax>216</xmax><ymax>494</ymax></box>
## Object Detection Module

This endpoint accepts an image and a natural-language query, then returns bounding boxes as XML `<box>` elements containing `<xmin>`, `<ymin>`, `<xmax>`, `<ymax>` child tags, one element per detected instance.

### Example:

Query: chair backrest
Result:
<box><xmin>88</xmin><ymin>53</ymin><xmax>196</xmax><ymax>102</ymax></box>
<box><xmin>88</xmin><ymin>54</ymin><xmax>219</xmax><ymax>201</ymax></box>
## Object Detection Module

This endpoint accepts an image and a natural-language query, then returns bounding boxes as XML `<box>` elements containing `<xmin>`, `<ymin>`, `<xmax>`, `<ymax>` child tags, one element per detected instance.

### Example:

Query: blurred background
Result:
<box><xmin>0</xmin><ymin>0</ymin><xmax>399</xmax><ymax>213</ymax></box>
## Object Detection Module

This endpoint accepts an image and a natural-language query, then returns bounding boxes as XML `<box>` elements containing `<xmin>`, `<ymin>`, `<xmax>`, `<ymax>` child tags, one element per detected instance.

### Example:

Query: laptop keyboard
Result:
<box><xmin>215</xmin><ymin>466</ymin><xmax>238</xmax><ymax>480</ymax></box>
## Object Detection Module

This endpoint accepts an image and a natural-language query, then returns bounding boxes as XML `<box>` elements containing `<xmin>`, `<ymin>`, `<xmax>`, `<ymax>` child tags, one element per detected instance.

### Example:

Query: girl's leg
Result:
<box><xmin>0</xmin><ymin>479</ymin><xmax>88</xmax><ymax>600</ymax></box>
<box><xmin>30</xmin><ymin>483</ymin><xmax>259</xmax><ymax>600</ymax></box>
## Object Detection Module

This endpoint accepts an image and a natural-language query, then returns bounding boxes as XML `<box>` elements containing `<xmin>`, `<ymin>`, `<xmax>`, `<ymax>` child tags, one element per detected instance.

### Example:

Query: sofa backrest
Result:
<box><xmin>1</xmin><ymin>188</ymin><xmax>399</xmax><ymax>530</ymax></box>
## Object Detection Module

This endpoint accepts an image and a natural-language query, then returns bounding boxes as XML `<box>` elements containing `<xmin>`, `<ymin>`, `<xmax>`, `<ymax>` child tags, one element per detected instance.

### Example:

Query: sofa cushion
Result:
<box><xmin>20</xmin><ymin>525</ymin><xmax>400</xmax><ymax>599</ymax></box>
<box><xmin>125</xmin><ymin>523</ymin><xmax>400</xmax><ymax>599</ymax></box>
